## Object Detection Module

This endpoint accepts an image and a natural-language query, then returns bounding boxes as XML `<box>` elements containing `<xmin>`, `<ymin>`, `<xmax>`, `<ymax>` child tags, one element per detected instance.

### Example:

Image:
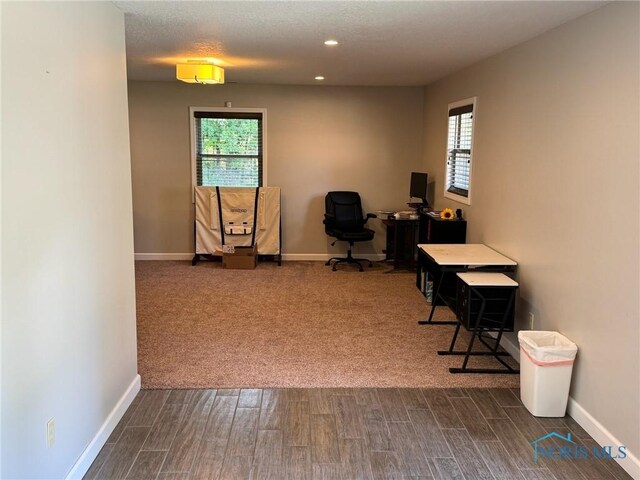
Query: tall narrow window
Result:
<box><xmin>445</xmin><ymin>98</ymin><xmax>476</xmax><ymax>205</ymax></box>
<box><xmin>192</xmin><ymin>109</ymin><xmax>265</xmax><ymax>188</ymax></box>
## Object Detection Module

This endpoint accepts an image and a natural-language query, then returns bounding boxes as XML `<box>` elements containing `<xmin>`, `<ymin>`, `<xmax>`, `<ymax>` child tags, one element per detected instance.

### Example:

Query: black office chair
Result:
<box><xmin>324</xmin><ymin>191</ymin><xmax>377</xmax><ymax>272</ymax></box>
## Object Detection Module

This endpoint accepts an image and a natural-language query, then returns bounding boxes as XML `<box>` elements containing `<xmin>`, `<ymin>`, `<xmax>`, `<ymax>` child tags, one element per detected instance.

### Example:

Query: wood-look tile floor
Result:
<box><xmin>84</xmin><ymin>388</ymin><xmax>631</xmax><ymax>480</ymax></box>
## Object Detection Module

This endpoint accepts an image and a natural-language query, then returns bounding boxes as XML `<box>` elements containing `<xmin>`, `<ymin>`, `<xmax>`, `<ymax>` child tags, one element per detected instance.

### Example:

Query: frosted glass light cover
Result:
<box><xmin>176</xmin><ymin>63</ymin><xmax>225</xmax><ymax>84</ymax></box>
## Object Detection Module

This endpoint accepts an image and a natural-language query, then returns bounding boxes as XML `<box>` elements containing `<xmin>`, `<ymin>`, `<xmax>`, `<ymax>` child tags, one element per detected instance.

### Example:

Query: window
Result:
<box><xmin>444</xmin><ymin>97</ymin><xmax>476</xmax><ymax>205</ymax></box>
<box><xmin>191</xmin><ymin>108</ymin><xmax>266</xmax><ymax>190</ymax></box>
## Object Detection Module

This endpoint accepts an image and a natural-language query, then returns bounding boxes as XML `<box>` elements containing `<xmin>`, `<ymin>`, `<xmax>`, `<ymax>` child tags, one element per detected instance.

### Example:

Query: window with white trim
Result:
<box><xmin>191</xmin><ymin>108</ymin><xmax>265</xmax><ymax>188</ymax></box>
<box><xmin>444</xmin><ymin>97</ymin><xmax>476</xmax><ymax>205</ymax></box>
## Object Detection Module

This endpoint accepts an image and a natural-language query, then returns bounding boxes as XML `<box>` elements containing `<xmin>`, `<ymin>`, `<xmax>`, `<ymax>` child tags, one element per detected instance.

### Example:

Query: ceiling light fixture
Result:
<box><xmin>315</xmin><ymin>76</ymin><xmax>325</xmax><ymax>81</ymax></box>
<box><xmin>176</xmin><ymin>61</ymin><xmax>225</xmax><ymax>84</ymax></box>
<box><xmin>324</xmin><ymin>39</ymin><xmax>339</xmax><ymax>46</ymax></box>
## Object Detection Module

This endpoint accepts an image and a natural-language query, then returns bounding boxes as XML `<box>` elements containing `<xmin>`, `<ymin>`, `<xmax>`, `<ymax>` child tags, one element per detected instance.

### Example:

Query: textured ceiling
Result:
<box><xmin>117</xmin><ymin>1</ymin><xmax>606</xmax><ymax>86</ymax></box>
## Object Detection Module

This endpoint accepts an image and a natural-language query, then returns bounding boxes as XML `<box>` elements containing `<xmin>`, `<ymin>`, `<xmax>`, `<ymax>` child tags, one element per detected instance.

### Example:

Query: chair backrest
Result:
<box><xmin>325</xmin><ymin>191</ymin><xmax>365</xmax><ymax>231</ymax></box>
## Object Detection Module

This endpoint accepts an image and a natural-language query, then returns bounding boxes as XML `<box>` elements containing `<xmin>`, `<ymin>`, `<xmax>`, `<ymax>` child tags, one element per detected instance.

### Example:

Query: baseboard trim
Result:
<box><xmin>65</xmin><ymin>374</ymin><xmax>141</xmax><ymax>479</ymax></box>
<box><xmin>135</xmin><ymin>253</ymin><xmax>194</xmax><ymax>261</ymax></box>
<box><xmin>135</xmin><ymin>253</ymin><xmax>387</xmax><ymax>262</ymax></box>
<box><xmin>493</xmin><ymin>332</ymin><xmax>520</xmax><ymax>362</ymax></box>
<box><xmin>281</xmin><ymin>253</ymin><xmax>386</xmax><ymax>261</ymax></box>
<box><xmin>567</xmin><ymin>397</ymin><xmax>640</xmax><ymax>479</ymax></box>
<box><xmin>495</xmin><ymin>334</ymin><xmax>638</xmax><ymax>479</ymax></box>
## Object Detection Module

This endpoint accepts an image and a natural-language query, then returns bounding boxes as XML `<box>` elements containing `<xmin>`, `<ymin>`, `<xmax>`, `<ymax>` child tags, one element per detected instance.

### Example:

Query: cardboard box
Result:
<box><xmin>222</xmin><ymin>244</ymin><xmax>257</xmax><ymax>270</ymax></box>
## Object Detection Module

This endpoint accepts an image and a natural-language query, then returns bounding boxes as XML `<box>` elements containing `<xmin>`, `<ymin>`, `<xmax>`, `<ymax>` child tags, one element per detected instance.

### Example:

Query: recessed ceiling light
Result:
<box><xmin>324</xmin><ymin>40</ymin><xmax>339</xmax><ymax>46</ymax></box>
<box><xmin>315</xmin><ymin>76</ymin><xmax>325</xmax><ymax>81</ymax></box>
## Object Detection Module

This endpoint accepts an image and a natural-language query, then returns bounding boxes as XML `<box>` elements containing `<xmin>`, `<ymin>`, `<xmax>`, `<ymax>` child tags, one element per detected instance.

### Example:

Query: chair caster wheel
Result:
<box><xmin>359</xmin><ymin>267</ymin><xmax>364</xmax><ymax>272</ymax></box>
<box><xmin>325</xmin><ymin>261</ymin><xmax>331</xmax><ymax>266</ymax></box>
<box><xmin>332</xmin><ymin>266</ymin><xmax>337</xmax><ymax>271</ymax></box>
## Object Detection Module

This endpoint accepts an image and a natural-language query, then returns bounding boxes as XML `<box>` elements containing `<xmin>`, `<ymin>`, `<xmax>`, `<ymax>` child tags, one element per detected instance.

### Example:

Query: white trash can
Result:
<box><xmin>518</xmin><ymin>331</ymin><xmax>578</xmax><ymax>417</ymax></box>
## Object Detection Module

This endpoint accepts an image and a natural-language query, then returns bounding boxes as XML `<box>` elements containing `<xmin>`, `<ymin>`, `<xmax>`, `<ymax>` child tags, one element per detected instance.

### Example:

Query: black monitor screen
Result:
<box><xmin>410</xmin><ymin>172</ymin><xmax>428</xmax><ymax>201</ymax></box>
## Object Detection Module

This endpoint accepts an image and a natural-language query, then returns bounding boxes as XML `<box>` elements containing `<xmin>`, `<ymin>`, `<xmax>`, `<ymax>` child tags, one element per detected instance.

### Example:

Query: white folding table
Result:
<box><xmin>416</xmin><ymin>244</ymin><xmax>517</xmax><ymax>325</ymax></box>
<box><xmin>440</xmin><ymin>272</ymin><xmax>520</xmax><ymax>374</ymax></box>
<box><xmin>416</xmin><ymin>244</ymin><xmax>519</xmax><ymax>374</ymax></box>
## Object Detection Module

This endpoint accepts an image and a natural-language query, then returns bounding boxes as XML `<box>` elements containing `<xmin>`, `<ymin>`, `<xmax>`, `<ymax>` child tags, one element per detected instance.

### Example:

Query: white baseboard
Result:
<box><xmin>566</xmin><ymin>397</ymin><xmax>640</xmax><ymax>479</ymax></box>
<box><xmin>135</xmin><ymin>253</ymin><xmax>387</xmax><ymax>262</ymax></box>
<box><xmin>495</xmin><ymin>334</ymin><xmax>638</xmax><ymax>479</ymax></box>
<box><xmin>493</xmin><ymin>332</ymin><xmax>520</xmax><ymax>362</ymax></box>
<box><xmin>65</xmin><ymin>374</ymin><xmax>141</xmax><ymax>479</ymax></box>
<box><xmin>135</xmin><ymin>253</ymin><xmax>194</xmax><ymax>261</ymax></box>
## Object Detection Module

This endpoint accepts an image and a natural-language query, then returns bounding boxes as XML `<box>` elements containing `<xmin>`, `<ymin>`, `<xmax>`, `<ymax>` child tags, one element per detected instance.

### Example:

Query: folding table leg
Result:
<box><xmin>418</xmin><ymin>270</ymin><xmax>457</xmax><ymax>326</ymax></box>
<box><xmin>448</xmin><ymin>322</ymin><xmax>461</xmax><ymax>352</ymax></box>
<box><xmin>449</xmin><ymin>287</ymin><xmax>519</xmax><ymax>374</ymax></box>
<box><xmin>460</xmin><ymin>297</ymin><xmax>485</xmax><ymax>370</ymax></box>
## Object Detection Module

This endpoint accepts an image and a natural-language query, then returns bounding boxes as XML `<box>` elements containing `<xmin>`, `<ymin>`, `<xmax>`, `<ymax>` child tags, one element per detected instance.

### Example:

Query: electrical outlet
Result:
<box><xmin>46</xmin><ymin>418</ymin><xmax>55</xmax><ymax>448</ymax></box>
<box><xmin>528</xmin><ymin>312</ymin><xmax>535</xmax><ymax>330</ymax></box>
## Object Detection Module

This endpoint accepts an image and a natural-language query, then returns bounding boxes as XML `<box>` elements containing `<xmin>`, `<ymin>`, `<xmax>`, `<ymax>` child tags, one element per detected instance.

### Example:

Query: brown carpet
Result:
<box><xmin>136</xmin><ymin>261</ymin><xmax>519</xmax><ymax>389</ymax></box>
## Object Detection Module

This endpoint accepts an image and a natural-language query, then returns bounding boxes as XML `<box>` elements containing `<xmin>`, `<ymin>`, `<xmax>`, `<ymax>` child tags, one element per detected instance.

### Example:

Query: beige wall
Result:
<box><xmin>423</xmin><ymin>2</ymin><xmax>639</xmax><ymax>461</ymax></box>
<box><xmin>128</xmin><ymin>82</ymin><xmax>424</xmax><ymax>256</ymax></box>
<box><xmin>1</xmin><ymin>2</ymin><xmax>137</xmax><ymax>477</ymax></box>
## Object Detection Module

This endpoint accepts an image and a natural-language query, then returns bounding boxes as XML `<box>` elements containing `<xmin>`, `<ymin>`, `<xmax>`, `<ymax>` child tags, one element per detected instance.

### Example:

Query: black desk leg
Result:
<box><xmin>437</xmin><ymin>298</ymin><xmax>500</xmax><ymax>357</ymax></box>
<box><xmin>446</xmin><ymin>288</ymin><xmax>519</xmax><ymax>374</ymax></box>
<box><xmin>447</xmin><ymin>322</ymin><xmax>462</xmax><ymax>352</ymax></box>
<box><xmin>418</xmin><ymin>270</ymin><xmax>457</xmax><ymax>326</ymax></box>
<box><xmin>460</xmin><ymin>297</ymin><xmax>484</xmax><ymax>370</ymax></box>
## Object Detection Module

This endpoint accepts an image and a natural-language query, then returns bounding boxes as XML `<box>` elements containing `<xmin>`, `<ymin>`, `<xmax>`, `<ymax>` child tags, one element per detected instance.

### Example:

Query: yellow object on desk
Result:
<box><xmin>440</xmin><ymin>208</ymin><xmax>455</xmax><ymax>220</ymax></box>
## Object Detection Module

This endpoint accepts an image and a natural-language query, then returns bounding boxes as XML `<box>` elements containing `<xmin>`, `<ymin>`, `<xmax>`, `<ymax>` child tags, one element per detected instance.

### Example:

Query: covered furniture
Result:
<box><xmin>193</xmin><ymin>186</ymin><xmax>281</xmax><ymax>265</ymax></box>
<box><xmin>323</xmin><ymin>191</ymin><xmax>376</xmax><ymax>272</ymax></box>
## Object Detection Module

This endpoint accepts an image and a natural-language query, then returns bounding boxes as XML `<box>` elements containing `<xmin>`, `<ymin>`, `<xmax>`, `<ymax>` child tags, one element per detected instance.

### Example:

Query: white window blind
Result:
<box><xmin>194</xmin><ymin>111</ymin><xmax>263</xmax><ymax>187</ymax></box>
<box><xmin>445</xmin><ymin>100</ymin><xmax>475</xmax><ymax>203</ymax></box>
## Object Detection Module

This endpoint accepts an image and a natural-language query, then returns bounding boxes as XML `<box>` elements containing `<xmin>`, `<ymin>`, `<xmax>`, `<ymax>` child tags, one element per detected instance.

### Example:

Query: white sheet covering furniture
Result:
<box><xmin>194</xmin><ymin>186</ymin><xmax>281</xmax><ymax>260</ymax></box>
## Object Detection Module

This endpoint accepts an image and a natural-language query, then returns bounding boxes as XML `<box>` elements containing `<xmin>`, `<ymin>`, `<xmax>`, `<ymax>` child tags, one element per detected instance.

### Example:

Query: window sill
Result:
<box><xmin>444</xmin><ymin>190</ymin><xmax>471</xmax><ymax>205</ymax></box>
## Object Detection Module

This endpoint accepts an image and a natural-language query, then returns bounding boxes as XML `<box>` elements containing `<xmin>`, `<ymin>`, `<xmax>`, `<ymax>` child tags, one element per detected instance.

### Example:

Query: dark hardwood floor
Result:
<box><xmin>84</xmin><ymin>388</ymin><xmax>631</xmax><ymax>480</ymax></box>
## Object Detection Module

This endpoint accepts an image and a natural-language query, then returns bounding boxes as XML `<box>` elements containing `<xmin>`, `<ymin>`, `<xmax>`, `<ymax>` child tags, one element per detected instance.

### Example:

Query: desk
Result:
<box><xmin>382</xmin><ymin>214</ymin><xmax>467</xmax><ymax>271</ymax></box>
<box><xmin>439</xmin><ymin>272</ymin><xmax>519</xmax><ymax>374</ymax></box>
<box><xmin>419</xmin><ymin>214</ymin><xmax>467</xmax><ymax>245</ymax></box>
<box><xmin>416</xmin><ymin>244</ymin><xmax>517</xmax><ymax>325</ymax></box>
<box><xmin>381</xmin><ymin>217</ymin><xmax>420</xmax><ymax>270</ymax></box>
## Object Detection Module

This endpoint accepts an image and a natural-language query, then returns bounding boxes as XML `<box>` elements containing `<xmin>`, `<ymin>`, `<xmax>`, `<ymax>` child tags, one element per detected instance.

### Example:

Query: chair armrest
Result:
<box><xmin>323</xmin><ymin>213</ymin><xmax>336</xmax><ymax>225</ymax></box>
<box><xmin>364</xmin><ymin>213</ymin><xmax>377</xmax><ymax>224</ymax></box>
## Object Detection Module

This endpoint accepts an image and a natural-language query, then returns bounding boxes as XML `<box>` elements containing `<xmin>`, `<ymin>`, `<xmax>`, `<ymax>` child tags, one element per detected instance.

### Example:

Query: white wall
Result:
<box><xmin>1</xmin><ymin>2</ymin><xmax>138</xmax><ymax>478</ymax></box>
<box><xmin>127</xmin><ymin>82</ymin><xmax>425</xmax><ymax>257</ymax></box>
<box><xmin>422</xmin><ymin>1</ymin><xmax>639</xmax><ymax>469</ymax></box>
<box><xmin>0</xmin><ymin>3</ymin><xmax>3</xmax><ymax>474</ymax></box>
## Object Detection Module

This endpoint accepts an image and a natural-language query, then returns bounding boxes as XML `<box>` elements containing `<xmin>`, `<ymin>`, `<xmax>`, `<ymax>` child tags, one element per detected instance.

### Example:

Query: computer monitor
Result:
<box><xmin>410</xmin><ymin>172</ymin><xmax>429</xmax><ymax>205</ymax></box>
